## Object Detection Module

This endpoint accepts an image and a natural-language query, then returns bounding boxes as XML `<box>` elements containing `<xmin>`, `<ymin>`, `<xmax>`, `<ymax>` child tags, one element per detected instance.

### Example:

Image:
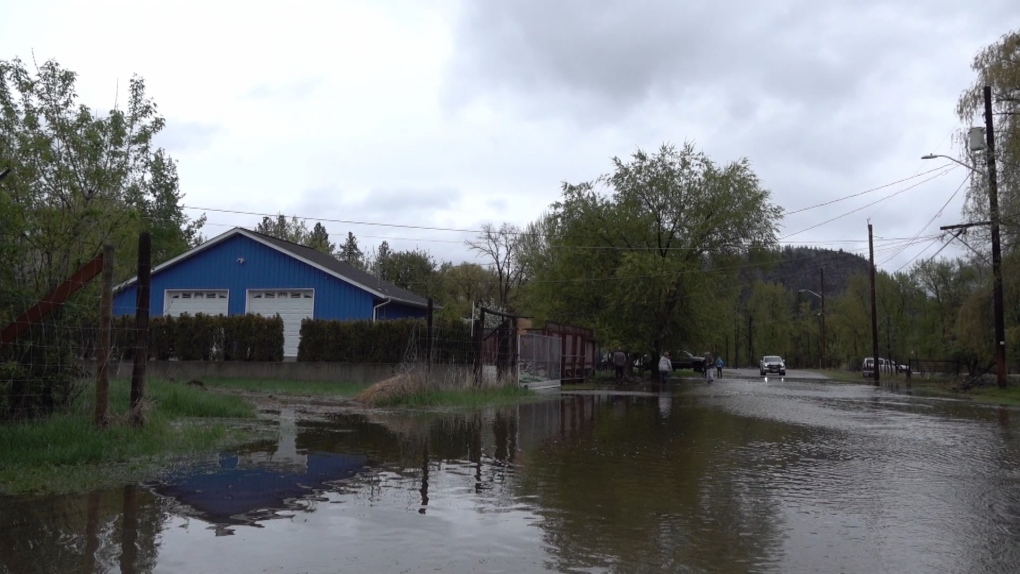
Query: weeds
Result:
<box><xmin>354</xmin><ymin>362</ymin><xmax>534</xmax><ymax>408</ymax></box>
<box><xmin>0</xmin><ymin>378</ymin><xmax>256</xmax><ymax>495</ymax></box>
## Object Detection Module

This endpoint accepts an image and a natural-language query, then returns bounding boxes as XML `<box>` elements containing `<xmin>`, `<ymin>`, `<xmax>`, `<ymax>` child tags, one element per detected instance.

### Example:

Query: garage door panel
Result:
<box><xmin>164</xmin><ymin>290</ymin><xmax>229</xmax><ymax>317</ymax></box>
<box><xmin>247</xmin><ymin>290</ymin><xmax>313</xmax><ymax>358</ymax></box>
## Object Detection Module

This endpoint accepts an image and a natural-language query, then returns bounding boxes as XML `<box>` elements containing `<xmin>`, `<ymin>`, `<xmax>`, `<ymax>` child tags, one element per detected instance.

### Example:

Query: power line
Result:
<box><xmin>780</xmin><ymin>166</ymin><xmax>957</xmax><ymax>240</ymax></box>
<box><xmin>879</xmin><ymin>171</ymin><xmax>972</xmax><ymax>267</ymax></box>
<box><xmin>181</xmin><ymin>164</ymin><xmax>962</xmax><ymax>240</ymax></box>
<box><xmin>783</xmin><ymin>164</ymin><xmax>956</xmax><ymax>216</ymax></box>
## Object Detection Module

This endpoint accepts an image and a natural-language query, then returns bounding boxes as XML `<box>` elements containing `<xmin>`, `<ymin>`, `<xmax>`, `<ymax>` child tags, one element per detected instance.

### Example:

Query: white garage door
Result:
<box><xmin>164</xmin><ymin>290</ymin><xmax>229</xmax><ymax>317</ymax></box>
<box><xmin>247</xmin><ymin>289</ymin><xmax>314</xmax><ymax>358</ymax></box>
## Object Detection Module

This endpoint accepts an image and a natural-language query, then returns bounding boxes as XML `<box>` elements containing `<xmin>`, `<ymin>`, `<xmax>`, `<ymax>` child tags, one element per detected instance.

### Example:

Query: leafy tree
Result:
<box><xmin>0</xmin><ymin>57</ymin><xmax>203</xmax><ymax>419</ymax></box>
<box><xmin>0</xmin><ymin>57</ymin><xmax>204</xmax><ymax>296</ymax></box>
<box><xmin>254</xmin><ymin>214</ymin><xmax>310</xmax><ymax>245</ymax></box>
<box><xmin>369</xmin><ymin>240</ymin><xmax>392</xmax><ymax>277</ymax></box>
<box><xmin>910</xmin><ymin>257</ymin><xmax>983</xmax><ymax>359</ymax></box>
<box><xmin>527</xmin><ymin>143</ymin><xmax>781</xmax><ymax>360</ymax></box>
<box><xmin>746</xmin><ymin>282</ymin><xmax>793</xmax><ymax>360</ymax></box>
<box><xmin>376</xmin><ymin>248</ymin><xmax>442</xmax><ymax>299</ymax></box>
<box><xmin>826</xmin><ymin>274</ymin><xmax>873</xmax><ymax>366</ymax></box>
<box><xmin>339</xmin><ymin>231</ymin><xmax>366</xmax><ymax>270</ymax></box>
<box><xmin>437</xmin><ymin>262</ymin><xmax>495</xmax><ymax>320</ymax></box>
<box><xmin>306</xmin><ymin>222</ymin><xmax>336</xmax><ymax>256</ymax></box>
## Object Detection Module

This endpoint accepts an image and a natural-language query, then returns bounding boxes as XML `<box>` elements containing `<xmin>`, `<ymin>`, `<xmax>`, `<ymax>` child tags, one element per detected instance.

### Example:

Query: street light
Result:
<box><xmin>798</xmin><ymin>287</ymin><xmax>825</xmax><ymax>370</ymax></box>
<box><xmin>922</xmin><ymin>85</ymin><xmax>1006</xmax><ymax>388</ymax></box>
<box><xmin>921</xmin><ymin>154</ymin><xmax>987</xmax><ymax>175</ymax></box>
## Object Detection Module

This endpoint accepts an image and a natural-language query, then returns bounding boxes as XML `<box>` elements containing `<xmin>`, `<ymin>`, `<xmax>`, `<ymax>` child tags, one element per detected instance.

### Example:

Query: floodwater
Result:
<box><xmin>2</xmin><ymin>379</ymin><xmax>1019</xmax><ymax>574</ymax></box>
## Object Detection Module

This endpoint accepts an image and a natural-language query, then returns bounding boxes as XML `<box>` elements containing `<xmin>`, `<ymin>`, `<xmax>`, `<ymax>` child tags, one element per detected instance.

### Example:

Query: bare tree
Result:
<box><xmin>467</xmin><ymin>223</ymin><xmax>525</xmax><ymax>313</ymax></box>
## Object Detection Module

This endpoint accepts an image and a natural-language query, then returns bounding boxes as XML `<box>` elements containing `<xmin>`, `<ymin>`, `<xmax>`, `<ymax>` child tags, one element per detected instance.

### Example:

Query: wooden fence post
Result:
<box><xmin>426</xmin><ymin>298</ymin><xmax>433</xmax><ymax>373</ymax></box>
<box><xmin>130</xmin><ymin>232</ymin><xmax>151</xmax><ymax>427</ymax></box>
<box><xmin>95</xmin><ymin>245</ymin><xmax>114</xmax><ymax>427</ymax></box>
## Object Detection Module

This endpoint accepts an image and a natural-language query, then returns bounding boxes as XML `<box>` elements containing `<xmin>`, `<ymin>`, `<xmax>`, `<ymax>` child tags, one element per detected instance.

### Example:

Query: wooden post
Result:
<box><xmin>425</xmin><ymin>298</ymin><xmax>433</xmax><ymax>373</ymax></box>
<box><xmin>83</xmin><ymin>491</ymin><xmax>102</xmax><ymax>573</ymax></box>
<box><xmin>869</xmin><ymin>223</ymin><xmax>880</xmax><ymax>386</ymax></box>
<box><xmin>130</xmin><ymin>232</ymin><xmax>151</xmax><ymax>426</ymax></box>
<box><xmin>510</xmin><ymin>317</ymin><xmax>518</xmax><ymax>384</ymax></box>
<box><xmin>120</xmin><ymin>485</ymin><xmax>139</xmax><ymax>573</ymax></box>
<box><xmin>95</xmin><ymin>244</ymin><xmax>114</xmax><ymax>427</ymax></box>
<box><xmin>474</xmin><ymin>308</ymin><xmax>485</xmax><ymax>386</ymax></box>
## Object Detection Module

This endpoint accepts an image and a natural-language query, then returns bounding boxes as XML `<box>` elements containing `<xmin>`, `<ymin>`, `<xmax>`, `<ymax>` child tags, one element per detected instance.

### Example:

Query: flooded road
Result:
<box><xmin>2</xmin><ymin>378</ymin><xmax>1019</xmax><ymax>573</ymax></box>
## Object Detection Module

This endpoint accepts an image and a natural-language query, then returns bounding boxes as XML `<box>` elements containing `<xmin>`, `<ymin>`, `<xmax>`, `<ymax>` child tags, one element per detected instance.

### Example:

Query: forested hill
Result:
<box><xmin>751</xmin><ymin>246</ymin><xmax>872</xmax><ymax>296</ymax></box>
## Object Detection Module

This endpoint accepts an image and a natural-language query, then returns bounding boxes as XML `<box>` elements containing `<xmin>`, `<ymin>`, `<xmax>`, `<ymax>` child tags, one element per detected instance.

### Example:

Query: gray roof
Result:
<box><xmin>250</xmin><ymin>229</ymin><xmax>430</xmax><ymax>308</ymax></box>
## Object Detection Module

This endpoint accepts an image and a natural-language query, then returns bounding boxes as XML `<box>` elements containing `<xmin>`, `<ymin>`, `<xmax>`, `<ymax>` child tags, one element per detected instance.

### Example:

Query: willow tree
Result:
<box><xmin>957</xmin><ymin>29</ymin><xmax>1020</xmax><ymax>252</ymax></box>
<box><xmin>527</xmin><ymin>142</ymin><xmax>782</xmax><ymax>358</ymax></box>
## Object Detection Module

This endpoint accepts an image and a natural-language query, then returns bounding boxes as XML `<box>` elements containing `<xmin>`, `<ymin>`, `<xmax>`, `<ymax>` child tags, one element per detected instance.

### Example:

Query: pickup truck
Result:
<box><xmin>670</xmin><ymin>351</ymin><xmax>706</xmax><ymax>372</ymax></box>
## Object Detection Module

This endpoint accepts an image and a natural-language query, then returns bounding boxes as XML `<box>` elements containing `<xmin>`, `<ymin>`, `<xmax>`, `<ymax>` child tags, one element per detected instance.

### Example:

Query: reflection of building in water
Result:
<box><xmin>153</xmin><ymin>408</ymin><xmax>366</xmax><ymax>529</ymax></box>
<box><xmin>237</xmin><ymin>407</ymin><xmax>307</xmax><ymax>472</ymax></box>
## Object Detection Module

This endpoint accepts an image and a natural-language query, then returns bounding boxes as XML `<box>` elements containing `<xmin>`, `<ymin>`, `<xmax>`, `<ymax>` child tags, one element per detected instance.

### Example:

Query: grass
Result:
<box><xmin>0</xmin><ymin>378</ymin><xmax>259</xmax><ymax>496</ymax></box>
<box><xmin>967</xmin><ymin>385</ymin><xmax>1020</xmax><ymax>405</ymax></box>
<box><xmin>903</xmin><ymin>378</ymin><xmax>1020</xmax><ymax>406</ymax></box>
<box><xmin>197</xmin><ymin>377</ymin><xmax>369</xmax><ymax>397</ymax></box>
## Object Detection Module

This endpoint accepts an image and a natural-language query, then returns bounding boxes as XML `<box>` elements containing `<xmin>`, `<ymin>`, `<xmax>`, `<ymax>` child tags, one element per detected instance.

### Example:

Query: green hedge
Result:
<box><xmin>297</xmin><ymin>317</ymin><xmax>475</xmax><ymax>364</ymax></box>
<box><xmin>112</xmin><ymin>313</ymin><xmax>284</xmax><ymax>362</ymax></box>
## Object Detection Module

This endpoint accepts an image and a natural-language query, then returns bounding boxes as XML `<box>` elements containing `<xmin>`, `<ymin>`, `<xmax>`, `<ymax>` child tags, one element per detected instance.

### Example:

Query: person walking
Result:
<box><xmin>715</xmin><ymin>357</ymin><xmax>724</xmax><ymax>378</ymax></box>
<box><xmin>612</xmin><ymin>349</ymin><xmax>627</xmax><ymax>385</ymax></box>
<box><xmin>658</xmin><ymin>351</ymin><xmax>672</xmax><ymax>384</ymax></box>
<box><xmin>704</xmin><ymin>351</ymin><xmax>714</xmax><ymax>383</ymax></box>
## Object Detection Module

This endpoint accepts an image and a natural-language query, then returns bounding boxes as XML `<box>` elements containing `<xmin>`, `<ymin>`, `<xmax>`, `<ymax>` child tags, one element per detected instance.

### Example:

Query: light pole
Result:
<box><xmin>922</xmin><ymin>86</ymin><xmax>1006</xmax><ymax>389</ymax></box>
<box><xmin>921</xmin><ymin>154</ymin><xmax>986</xmax><ymax>175</ymax></box>
<box><xmin>798</xmin><ymin>287</ymin><xmax>825</xmax><ymax>370</ymax></box>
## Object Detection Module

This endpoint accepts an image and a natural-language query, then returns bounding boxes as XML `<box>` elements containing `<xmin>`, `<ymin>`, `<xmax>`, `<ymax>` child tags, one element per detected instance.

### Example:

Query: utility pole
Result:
<box><xmin>869</xmin><ymin>223</ymin><xmax>880</xmax><ymax>385</ymax></box>
<box><xmin>820</xmin><ymin>268</ymin><xmax>826</xmax><ymax>370</ymax></box>
<box><xmin>983</xmin><ymin>86</ymin><xmax>1007</xmax><ymax>389</ymax></box>
<box><xmin>747</xmin><ymin>316</ymin><xmax>753</xmax><ymax>367</ymax></box>
<box><xmin>734</xmin><ymin>314</ymin><xmax>739</xmax><ymax>368</ymax></box>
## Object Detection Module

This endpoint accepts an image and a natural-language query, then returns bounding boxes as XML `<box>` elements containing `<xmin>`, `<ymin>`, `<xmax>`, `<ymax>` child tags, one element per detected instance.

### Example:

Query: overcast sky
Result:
<box><xmin>3</xmin><ymin>0</ymin><xmax>1019</xmax><ymax>272</ymax></box>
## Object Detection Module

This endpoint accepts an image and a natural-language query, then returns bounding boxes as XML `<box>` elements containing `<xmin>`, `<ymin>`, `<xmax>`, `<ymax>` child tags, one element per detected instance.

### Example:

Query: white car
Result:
<box><xmin>760</xmin><ymin>355</ymin><xmax>786</xmax><ymax>376</ymax></box>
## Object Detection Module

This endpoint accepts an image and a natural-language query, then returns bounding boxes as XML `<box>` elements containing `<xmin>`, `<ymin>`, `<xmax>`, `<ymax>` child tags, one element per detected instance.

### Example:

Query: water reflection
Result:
<box><xmin>0</xmin><ymin>484</ymin><xmax>167</xmax><ymax>574</ymax></box>
<box><xmin>1</xmin><ymin>384</ymin><xmax>1019</xmax><ymax>573</ymax></box>
<box><xmin>152</xmin><ymin>406</ymin><xmax>368</xmax><ymax>532</ymax></box>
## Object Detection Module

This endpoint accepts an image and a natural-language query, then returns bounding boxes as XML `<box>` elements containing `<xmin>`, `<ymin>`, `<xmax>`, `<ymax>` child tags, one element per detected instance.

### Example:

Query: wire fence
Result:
<box><xmin>1</xmin><ymin>287</ymin><xmax>103</xmax><ymax>421</ymax></box>
<box><xmin>518</xmin><ymin>333</ymin><xmax>562</xmax><ymax>385</ymax></box>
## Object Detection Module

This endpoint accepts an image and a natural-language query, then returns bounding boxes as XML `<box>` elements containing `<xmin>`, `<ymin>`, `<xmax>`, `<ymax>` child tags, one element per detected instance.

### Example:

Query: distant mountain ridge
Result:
<box><xmin>756</xmin><ymin>246</ymin><xmax>871</xmax><ymax>296</ymax></box>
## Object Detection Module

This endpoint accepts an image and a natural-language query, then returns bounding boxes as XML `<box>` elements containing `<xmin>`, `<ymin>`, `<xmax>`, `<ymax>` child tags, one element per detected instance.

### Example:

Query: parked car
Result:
<box><xmin>861</xmin><ymin>357</ymin><xmax>903</xmax><ymax>377</ymax></box>
<box><xmin>670</xmin><ymin>350</ymin><xmax>706</xmax><ymax>372</ymax></box>
<box><xmin>759</xmin><ymin>355</ymin><xmax>786</xmax><ymax>376</ymax></box>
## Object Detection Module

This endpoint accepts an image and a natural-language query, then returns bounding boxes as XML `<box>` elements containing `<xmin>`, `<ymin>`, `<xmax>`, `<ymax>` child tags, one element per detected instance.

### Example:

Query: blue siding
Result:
<box><xmin>113</xmin><ymin>234</ymin><xmax>382</xmax><ymax>319</ymax></box>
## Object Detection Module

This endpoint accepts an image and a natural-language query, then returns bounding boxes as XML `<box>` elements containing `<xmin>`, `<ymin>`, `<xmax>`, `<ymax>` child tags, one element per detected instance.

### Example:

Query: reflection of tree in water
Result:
<box><xmin>0</xmin><ymin>485</ymin><xmax>169</xmax><ymax>574</ymax></box>
<box><xmin>509</xmin><ymin>395</ymin><xmax>791</xmax><ymax>573</ymax></box>
<box><xmin>298</xmin><ymin>406</ymin><xmax>538</xmax><ymax>513</ymax></box>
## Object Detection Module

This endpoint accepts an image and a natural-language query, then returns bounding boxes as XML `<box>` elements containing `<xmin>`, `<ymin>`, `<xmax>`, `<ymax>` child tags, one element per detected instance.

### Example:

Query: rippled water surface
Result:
<box><xmin>2</xmin><ymin>379</ymin><xmax>1019</xmax><ymax>573</ymax></box>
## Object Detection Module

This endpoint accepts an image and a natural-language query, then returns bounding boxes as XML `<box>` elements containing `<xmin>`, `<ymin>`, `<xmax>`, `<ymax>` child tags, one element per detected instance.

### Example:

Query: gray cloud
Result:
<box><xmin>444</xmin><ymin>0</ymin><xmax>1017</xmax><ymax>121</ymax></box>
<box><xmin>438</xmin><ymin>0</ymin><xmax>1018</xmax><ymax>272</ymax></box>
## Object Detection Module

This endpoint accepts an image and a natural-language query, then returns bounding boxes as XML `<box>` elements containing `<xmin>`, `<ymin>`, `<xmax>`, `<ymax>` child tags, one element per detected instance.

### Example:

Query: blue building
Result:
<box><xmin>113</xmin><ymin>227</ymin><xmax>430</xmax><ymax>358</ymax></box>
